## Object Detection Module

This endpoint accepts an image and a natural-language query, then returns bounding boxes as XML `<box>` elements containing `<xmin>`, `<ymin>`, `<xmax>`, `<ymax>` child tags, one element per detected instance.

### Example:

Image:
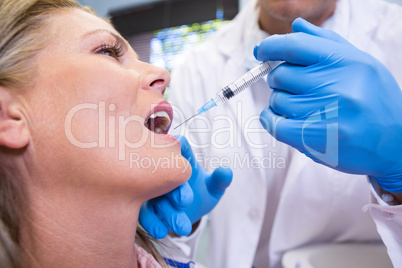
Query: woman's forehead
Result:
<box><xmin>48</xmin><ymin>8</ymin><xmax>119</xmax><ymax>42</ymax></box>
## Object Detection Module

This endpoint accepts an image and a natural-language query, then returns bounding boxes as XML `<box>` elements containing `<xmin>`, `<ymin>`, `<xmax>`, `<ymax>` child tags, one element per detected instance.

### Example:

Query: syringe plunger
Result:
<box><xmin>215</xmin><ymin>61</ymin><xmax>281</xmax><ymax>103</ymax></box>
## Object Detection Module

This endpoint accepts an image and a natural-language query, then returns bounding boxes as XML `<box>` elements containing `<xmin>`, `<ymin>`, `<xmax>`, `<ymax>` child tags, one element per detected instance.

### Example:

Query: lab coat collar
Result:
<box><xmin>242</xmin><ymin>1</ymin><xmax>269</xmax><ymax>70</ymax></box>
<box><xmin>317</xmin><ymin>0</ymin><xmax>378</xmax><ymax>43</ymax></box>
<box><xmin>217</xmin><ymin>0</ymin><xmax>359</xmax><ymax>71</ymax></box>
<box><xmin>217</xmin><ymin>0</ymin><xmax>388</xmax><ymax>68</ymax></box>
<box><xmin>216</xmin><ymin>0</ymin><xmax>265</xmax><ymax>70</ymax></box>
<box><xmin>320</xmin><ymin>0</ymin><xmax>351</xmax><ymax>39</ymax></box>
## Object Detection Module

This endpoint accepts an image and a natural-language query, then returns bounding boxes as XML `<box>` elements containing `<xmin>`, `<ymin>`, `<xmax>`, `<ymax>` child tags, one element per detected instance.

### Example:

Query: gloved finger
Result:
<box><xmin>206</xmin><ymin>166</ymin><xmax>233</xmax><ymax>198</ymax></box>
<box><xmin>269</xmin><ymin>89</ymin><xmax>335</xmax><ymax>119</ymax></box>
<box><xmin>254</xmin><ymin>32</ymin><xmax>341</xmax><ymax>66</ymax></box>
<box><xmin>175</xmin><ymin>135</ymin><xmax>197</xmax><ymax>167</ymax></box>
<box><xmin>268</xmin><ymin>63</ymin><xmax>319</xmax><ymax>94</ymax></box>
<box><xmin>152</xmin><ymin>196</ymin><xmax>193</xmax><ymax>236</ymax></box>
<box><xmin>260</xmin><ymin>105</ymin><xmax>304</xmax><ymax>149</ymax></box>
<box><xmin>166</xmin><ymin>182</ymin><xmax>194</xmax><ymax>209</ymax></box>
<box><xmin>139</xmin><ymin>201</ymin><xmax>168</xmax><ymax>239</ymax></box>
<box><xmin>260</xmin><ymin>105</ymin><xmax>335</xmax><ymax>155</ymax></box>
<box><xmin>291</xmin><ymin>18</ymin><xmax>351</xmax><ymax>46</ymax></box>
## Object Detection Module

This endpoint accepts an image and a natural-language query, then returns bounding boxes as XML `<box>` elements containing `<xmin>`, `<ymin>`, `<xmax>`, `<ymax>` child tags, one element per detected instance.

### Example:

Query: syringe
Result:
<box><xmin>174</xmin><ymin>61</ymin><xmax>282</xmax><ymax>129</ymax></box>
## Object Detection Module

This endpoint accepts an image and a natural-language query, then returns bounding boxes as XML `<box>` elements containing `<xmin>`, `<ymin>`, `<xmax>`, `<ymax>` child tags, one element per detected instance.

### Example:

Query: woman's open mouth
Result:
<box><xmin>144</xmin><ymin>110</ymin><xmax>171</xmax><ymax>134</ymax></box>
<box><xmin>144</xmin><ymin>101</ymin><xmax>173</xmax><ymax>134</ymax></box>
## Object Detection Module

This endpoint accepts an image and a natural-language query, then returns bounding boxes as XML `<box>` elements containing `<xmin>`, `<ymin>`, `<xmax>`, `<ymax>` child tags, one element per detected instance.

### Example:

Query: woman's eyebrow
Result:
<box><xmin>82</xmin><ymin>29</ymin><xmax>129</xmax><ymax>50</ymax></box>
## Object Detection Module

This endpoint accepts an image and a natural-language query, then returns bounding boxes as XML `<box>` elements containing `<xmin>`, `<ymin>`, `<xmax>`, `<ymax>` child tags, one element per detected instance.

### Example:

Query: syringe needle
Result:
<box><xmin>174</xmin><ymin>114</ymin><xmax>198</xmax><ymax>129</ymax></box>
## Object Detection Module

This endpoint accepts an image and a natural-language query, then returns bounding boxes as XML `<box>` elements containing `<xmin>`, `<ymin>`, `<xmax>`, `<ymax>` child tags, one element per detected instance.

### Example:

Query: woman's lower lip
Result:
<box><xmin>152</xmin><ymin>133</ymin><xmax>178</xmax><ymax>142</ymax></box>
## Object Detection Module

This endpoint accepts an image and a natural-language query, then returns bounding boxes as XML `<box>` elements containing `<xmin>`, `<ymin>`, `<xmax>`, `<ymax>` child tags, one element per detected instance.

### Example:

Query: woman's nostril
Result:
<box><xmin>150</xmin><ymin>79</ymin><xmax>165</xmax><ymax>87</ymax></box>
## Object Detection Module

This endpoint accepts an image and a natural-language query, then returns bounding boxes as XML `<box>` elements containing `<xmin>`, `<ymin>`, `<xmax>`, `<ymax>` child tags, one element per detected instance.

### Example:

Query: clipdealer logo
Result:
<box><xmin>63</xmin><ymin>100</ymin><xmax>339</xmax><ymax>169</ymax></box>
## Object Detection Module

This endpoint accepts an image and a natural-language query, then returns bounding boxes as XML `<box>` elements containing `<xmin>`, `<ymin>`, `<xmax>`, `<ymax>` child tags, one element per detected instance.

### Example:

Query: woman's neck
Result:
<box><xmin>21</xmin><ymin>188</ymin><xmax>142</xmax><ymax>268</ymax></box>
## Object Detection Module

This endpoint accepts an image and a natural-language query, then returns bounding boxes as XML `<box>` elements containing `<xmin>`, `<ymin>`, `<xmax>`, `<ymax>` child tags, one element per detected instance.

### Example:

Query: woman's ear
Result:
<box><xmin>0</xmin><ymin>89</ymin><xmax>30</xmax><ymax>149</ymax></box>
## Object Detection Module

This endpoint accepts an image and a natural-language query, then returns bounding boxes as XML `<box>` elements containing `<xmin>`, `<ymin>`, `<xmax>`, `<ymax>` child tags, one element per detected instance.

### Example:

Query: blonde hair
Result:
<box><xmin>0</xmin><ymin>0</ymin><xmax>87</xmax><ymax>88</ymax></box>
<box><xmin>0</xmin><ymin>0</ymin><xmax>165</xmax><ymax>266</ymax></box>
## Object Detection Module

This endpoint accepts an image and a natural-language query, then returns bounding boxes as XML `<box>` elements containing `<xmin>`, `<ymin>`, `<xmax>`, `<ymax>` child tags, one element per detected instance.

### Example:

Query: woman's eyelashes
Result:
<box><xmin>95</xmin><ymin>41</ymin><xmax>124</xmax><ymax>60</ymax></box>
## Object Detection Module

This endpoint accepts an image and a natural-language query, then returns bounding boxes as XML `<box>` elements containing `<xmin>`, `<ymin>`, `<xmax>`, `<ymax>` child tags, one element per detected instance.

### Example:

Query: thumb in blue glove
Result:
<box><xmin>139</xmin><ymin>181</ymin><xmax>193</xmax><ymax>239</ymax></box>
<box><xmin>255</xmin><ymin>18</ymin><xmax>402</xmax><ymax>193</ymax></box>
<box><xmin>179</xmin><ymin>136</ymin><xmax>233</xmax><ymax>223</ymax></box>
<box><xmin>139</xmin><ymin>136</ymin><xmax>232</xmax><ymax>238</ymax></box>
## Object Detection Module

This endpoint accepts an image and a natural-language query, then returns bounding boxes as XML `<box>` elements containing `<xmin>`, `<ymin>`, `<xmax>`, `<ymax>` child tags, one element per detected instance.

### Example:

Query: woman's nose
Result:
<box><xmin>139</xmin><ymin>62</ymin><xmax>171</xmax><ymax>95</ymax></box>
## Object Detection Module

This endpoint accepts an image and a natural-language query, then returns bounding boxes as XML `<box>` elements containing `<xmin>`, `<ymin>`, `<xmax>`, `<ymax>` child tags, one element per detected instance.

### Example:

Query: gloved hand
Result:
<box><xmin>139</xmin><ymin>136</ymin><xmax>233</xmax><ymax>239</ymax></box>
<box><xmin>254</xmin><ymin>18</ymin><xmax>402</xmax><ymax>193</ymax></box>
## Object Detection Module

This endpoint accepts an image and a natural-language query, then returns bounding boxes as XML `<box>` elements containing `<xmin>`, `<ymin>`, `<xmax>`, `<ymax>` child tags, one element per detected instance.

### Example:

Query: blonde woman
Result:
<box><xmin>0</xmin><ymin>0</ymin><xmax>232</xmax><ymax>267</ymax></box>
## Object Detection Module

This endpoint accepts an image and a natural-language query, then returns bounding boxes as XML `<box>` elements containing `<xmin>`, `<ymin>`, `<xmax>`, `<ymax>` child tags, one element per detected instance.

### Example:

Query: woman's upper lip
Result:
<box><xmin>145</xmin><ymin>100</ymin><xmax>174</xmax><ymax>123</ymax></box>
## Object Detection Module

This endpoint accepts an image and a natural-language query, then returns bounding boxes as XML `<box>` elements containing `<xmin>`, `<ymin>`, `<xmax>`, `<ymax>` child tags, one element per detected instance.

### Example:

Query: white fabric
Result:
<box><xmin>167</xmin><ymin>0</ymin><xmax>402</xmax><ymax>267</ymax></box>
<box><xmin>364</xmin><ymin>178</ymin><xmax>402</xmax><ymax>266</ymax></box>
<box><xmin>136</xmin><ymin>245</ymin><xmax>203</xmax><ymax>268</ymax></box>
<box><xmin>159</xmin><ymin>216</ymin><xmax>208</xmax><ymax>260</ymax></box>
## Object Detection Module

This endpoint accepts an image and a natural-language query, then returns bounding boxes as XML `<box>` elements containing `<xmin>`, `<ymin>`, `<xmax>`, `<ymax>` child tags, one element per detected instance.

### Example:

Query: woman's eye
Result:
<box><xmin>100</xmin><ymin>48</ymin><xmax>117</xmax><ymax>58</ymax></box>
<box><xmin>96</xmin><ymin>43</ymin><xmax>124</xmax><ymax>60</ymax></box>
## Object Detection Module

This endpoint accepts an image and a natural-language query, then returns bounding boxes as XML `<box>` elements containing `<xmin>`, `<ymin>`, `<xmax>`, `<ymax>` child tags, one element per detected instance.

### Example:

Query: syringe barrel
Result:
<box><xmin>216</xmin><ymin>61</ymin><xmax>282</xmax><ymax>103</ymax></box>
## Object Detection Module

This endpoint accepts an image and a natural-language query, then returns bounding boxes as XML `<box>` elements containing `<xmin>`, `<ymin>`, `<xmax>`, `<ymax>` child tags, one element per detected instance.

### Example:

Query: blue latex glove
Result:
<box><xmin>254</xmin><ymin>18</ymin><xmax>402</xmax><ymax>192</ymax></box>
<box><xmin>139</xmin><ymin>136</ymin><xmax>233</xmax><ymax>238</ymax></box>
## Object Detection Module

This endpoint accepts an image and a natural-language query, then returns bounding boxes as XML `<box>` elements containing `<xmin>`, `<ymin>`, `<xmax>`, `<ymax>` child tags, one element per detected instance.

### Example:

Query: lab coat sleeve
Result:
<box><xmin>158</xmin><ymin>216</ymin><xmax>208</xmax><ymax>261</ymax></box>
<box><xmin>364</xmin><ymin>177</ymin><xmax>402</xmax><ymax>267</ymax></box>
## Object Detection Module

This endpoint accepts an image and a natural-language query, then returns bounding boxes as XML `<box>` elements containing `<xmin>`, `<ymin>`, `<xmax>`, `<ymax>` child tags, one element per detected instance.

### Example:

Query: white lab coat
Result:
<box><xmin>167</xmin><ymin>0</ymin><xmax>402</xmax><ymax>267</ymax></box>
